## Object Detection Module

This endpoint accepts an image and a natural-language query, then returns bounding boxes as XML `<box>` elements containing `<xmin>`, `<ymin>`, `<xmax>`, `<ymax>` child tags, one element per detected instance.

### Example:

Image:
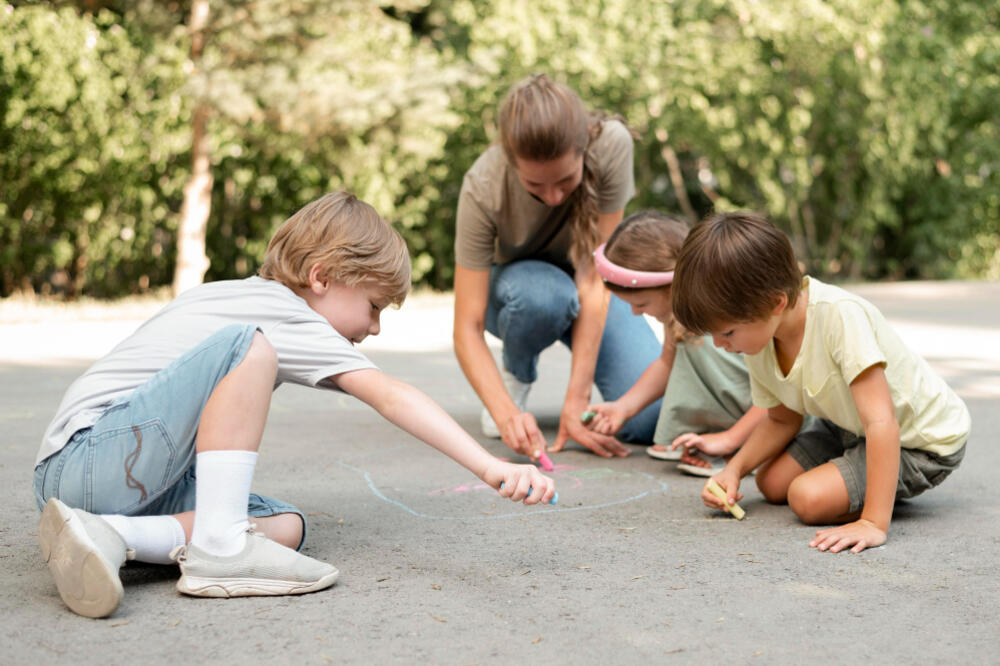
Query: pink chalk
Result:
<box><xmin>537</xmin><ymin>450</ymin><xmax>554</xmax><ymax>472</ymax></box>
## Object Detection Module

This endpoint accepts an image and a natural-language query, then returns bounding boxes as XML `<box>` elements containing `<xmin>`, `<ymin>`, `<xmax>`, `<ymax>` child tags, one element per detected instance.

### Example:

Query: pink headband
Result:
<box><xmin>593</xmin><ymin>243</ymin><xmax>674</xmax><ymax>288</ymax></box>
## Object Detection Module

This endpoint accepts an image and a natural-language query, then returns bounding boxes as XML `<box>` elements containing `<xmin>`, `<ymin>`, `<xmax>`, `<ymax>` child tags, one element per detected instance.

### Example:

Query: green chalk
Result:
<box><xmin>581</xmin><ymin>410</ymin><xmax>597</xmax><ymax>424</ymax></box>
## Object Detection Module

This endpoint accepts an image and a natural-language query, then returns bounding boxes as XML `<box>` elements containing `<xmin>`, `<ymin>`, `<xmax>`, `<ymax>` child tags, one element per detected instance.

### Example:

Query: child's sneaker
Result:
<box><xmin>481</xmin><ymin>370</ymin><xmax>533</xmax><ymax>438</ymax></box>
<box><xmin>172</xmin><ymin>528</ymin><xmax>339</xmax><ymax>598</ymax></box>
<box><xmin>37</xmin><ymin>498</ymin><xmax>135</xmax><ymax>618</ymax></box>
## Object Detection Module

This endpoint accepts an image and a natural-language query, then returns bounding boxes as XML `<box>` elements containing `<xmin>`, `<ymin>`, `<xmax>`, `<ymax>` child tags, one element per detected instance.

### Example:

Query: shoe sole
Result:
<box><xmin>646</xmin><ymin>446</ymin><xmax>683</xmax><ymax>461</ymax></box>
<box><xmin>676</xmin><ymin>461</ymin><xmax>722</xmax><ymax>478</ymax></box>
<box><xmin>176</xmin><ymin>569</ymin><xmax>339</xmax><ymax>598</ymax></box>
<box><xmin>38</xmin><ymin>498</ymin><xmax>123</xmax><ymax>618</ymax></box>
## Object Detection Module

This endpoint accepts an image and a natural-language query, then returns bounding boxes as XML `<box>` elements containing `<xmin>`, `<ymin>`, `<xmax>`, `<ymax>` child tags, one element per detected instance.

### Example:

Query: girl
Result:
<box><xmin>453</xmin><ymin>74</ymin><xmax>662</xmax><ymax>460</ymax></box>
<box><xmin>585</xmin><ymin>211</ymin><xmax>766</xmax><ymax>475</ymax></box>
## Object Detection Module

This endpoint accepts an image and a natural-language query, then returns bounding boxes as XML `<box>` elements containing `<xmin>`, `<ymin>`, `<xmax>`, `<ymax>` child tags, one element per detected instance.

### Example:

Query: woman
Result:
<box><xmin>452</xmin><ymin>74</ymin><xmax>662</xmax><ymax>460</ymax></box>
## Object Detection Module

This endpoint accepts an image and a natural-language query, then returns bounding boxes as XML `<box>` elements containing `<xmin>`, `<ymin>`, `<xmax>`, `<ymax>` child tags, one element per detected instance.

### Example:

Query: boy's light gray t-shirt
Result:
<box><xmin>37</xmin><ymin>276</ymin><xmax>375</xmax><ymax>465</ymax></box>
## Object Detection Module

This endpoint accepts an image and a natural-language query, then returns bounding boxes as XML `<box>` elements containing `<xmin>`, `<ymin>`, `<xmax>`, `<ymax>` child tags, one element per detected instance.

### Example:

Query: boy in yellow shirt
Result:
<box><xmin>671</xmin><ymin>212</ymin><xmax>969</xmax><ymax>553</ymax></box>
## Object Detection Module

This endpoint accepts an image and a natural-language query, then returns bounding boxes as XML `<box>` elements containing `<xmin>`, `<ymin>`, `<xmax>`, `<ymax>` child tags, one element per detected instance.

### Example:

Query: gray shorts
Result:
<box><xmin>33</xmin><ymin>324</ymin><xmax>307</xmax><ymax>548</ymax></box>
<box><xmin>786</xmin><ymin>418</ymin><xmax>966</xmax><ymax>513</ymax></box>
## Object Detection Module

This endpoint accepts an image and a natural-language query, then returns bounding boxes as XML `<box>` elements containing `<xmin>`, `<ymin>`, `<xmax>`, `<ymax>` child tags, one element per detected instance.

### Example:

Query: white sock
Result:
<box><xmin>100</xmin><ymin>514</ymin><xmax>187</xmax><ymax>565</ymax></box>
<box><xmin>190</xmin><ymin>450</ymin><xmax>258</xmax><ymax>556</ymax></box>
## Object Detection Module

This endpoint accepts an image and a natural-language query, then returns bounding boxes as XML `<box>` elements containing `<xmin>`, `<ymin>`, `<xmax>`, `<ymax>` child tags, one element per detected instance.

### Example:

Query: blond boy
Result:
<box><xmin>35</xmin><ymin>192</ymin><xmax>555</xmax><ymax>618</ymax></box>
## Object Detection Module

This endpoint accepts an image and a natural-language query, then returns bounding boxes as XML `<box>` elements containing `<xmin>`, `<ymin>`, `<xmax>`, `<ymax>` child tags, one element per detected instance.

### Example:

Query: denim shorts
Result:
<box><xmin>786</xmin><ymin>418</ymin><xmax>966</xmax><ymax>513</ymax></box>
<box><xmin>33</xmin><ymin>324</ymin><xmax>306</xmax><ymax>545</ymax></box>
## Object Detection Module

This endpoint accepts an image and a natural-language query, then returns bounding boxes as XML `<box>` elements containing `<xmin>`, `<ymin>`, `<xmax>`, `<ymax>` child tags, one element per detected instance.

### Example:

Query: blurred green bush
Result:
<box><xmin>2</xmin><ymin>0</ymin><xmax>997</xmax><ymax>297</ymax></box>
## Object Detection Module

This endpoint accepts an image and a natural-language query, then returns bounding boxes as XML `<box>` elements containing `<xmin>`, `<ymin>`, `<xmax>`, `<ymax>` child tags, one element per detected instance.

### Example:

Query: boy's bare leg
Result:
<box><xmin>196</xmin><ymin>331</ymin><xmax>277</xmax><ymax>454</ymax></box>
<box><xmin>189</xmin><ymin>332</ymin><xmax>277</xmax><ymax>556</ymax></box>
<box><xmin>786</xmin><ymin>462</ymin><xmax>860</xmax><ymax>525</ymax></box>
<box><xmin>172</xmin><ymin>511</ymin><xmax>303</xmax><ymax>550</ymax></box>
<box><xmin>754</xmin><ymin>451</ymin><xmax>805</xmax><ymax>504</ymax></box>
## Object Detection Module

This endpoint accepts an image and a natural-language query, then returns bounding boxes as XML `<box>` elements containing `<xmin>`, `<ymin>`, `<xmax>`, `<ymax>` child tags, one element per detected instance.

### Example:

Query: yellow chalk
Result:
<box><xmin>706</xmin><ymin>479</ymin><xmax>746</xmax><ymax>520</ymax></box>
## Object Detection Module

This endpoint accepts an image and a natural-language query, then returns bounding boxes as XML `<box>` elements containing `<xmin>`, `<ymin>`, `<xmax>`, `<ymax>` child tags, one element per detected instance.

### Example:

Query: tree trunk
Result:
<box><xmin>172</xmin><ymin>0</ymin><xmax>212</xmax><ymax>296</ymax></box>
<box><xmin>660</xmin><ymin>143</ymin><xmax>698</xmax><ymax>225</ymax></box>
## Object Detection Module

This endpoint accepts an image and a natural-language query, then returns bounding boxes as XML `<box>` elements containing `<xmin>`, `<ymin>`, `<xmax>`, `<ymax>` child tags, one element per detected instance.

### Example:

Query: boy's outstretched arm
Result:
<box><xmin>810</xmin><ymin>365</ymin><xmax>899</xmax><ymax>553</ymax></box>
<box><xmin>332</xmin><ymin>368</ymin><xmax>556</xmax><ymax>505</ymax></box>
<box><xmin>702</xmin><ymin>404</ymin><xmax>801</xmax><ymax>510</ymax></box>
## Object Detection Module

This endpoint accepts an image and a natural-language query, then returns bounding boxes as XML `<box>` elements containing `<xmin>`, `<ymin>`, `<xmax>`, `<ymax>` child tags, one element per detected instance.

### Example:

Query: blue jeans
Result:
<box><xmin>485</xmin><ymin>260</ymin><xmax>662</xmax><ymax>442</ymax></box>
<box><xmin>33</xmin><ymin>324</ymin><xmax>306</xmax><ymax>544</ymax></box>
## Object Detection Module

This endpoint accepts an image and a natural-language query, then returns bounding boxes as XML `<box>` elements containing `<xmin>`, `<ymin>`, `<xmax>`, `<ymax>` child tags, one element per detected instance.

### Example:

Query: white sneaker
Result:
<box><xmin>38</xmin><ymin>498</ymin><xmax>135</xmax><ymax>618</ymax></box>
<box><xmin>480</xmin><ymin>370</ymin><xmax>533</xmax><ymax>438</ymax></box>
<box><xmin>172</xmin><ymin>528</ymin><xmax>338</xmax><ymax>598</ymax></box>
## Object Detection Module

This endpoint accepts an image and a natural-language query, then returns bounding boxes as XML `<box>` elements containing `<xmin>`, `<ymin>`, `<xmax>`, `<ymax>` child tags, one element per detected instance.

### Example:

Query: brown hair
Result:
<box><xmin>259</xmin><ymin>191</ymin><xmax>411</xmax><ymax>306</ymax></box>
<box><xmin>672</xmin><ymin>211</ymin><xmax>801</xmax><ymax>334</ymax></box>
<box><xmin>498</xmin><ymin>74</ymin><xmax>636</xmax><ymax>270</ymax></box>
<box><xmin>604</xmin><ymin>210</ymin><xmax>691</xmax><ymax>341</ymax></box>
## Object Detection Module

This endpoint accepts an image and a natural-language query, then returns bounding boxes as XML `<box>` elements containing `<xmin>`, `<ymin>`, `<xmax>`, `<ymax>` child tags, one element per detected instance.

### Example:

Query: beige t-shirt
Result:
<box><xmin>455</xmin><ymin>119</ymin><xmax>635</xmax><ymax>271</ymax></box>
<box><xmin>746</xmin><ymin>277</ymin><xmax>970</xmax><ymax>457</ymax></box>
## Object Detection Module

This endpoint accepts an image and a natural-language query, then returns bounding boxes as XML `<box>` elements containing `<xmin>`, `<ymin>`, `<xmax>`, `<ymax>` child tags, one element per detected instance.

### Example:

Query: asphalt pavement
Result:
<box><xmin>1</xmin><ymin>281</ymin><xmax>997</xmax><ymax>664</ymax></box>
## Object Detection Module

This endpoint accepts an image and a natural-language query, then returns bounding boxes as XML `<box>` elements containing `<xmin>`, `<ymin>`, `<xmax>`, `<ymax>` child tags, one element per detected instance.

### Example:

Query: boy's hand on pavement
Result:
<box><xmin>703</xmin><ymin>469</ymin><xmax>742</xmax><ymax>510</ymax></box>
<box><xmin>809</xmin><ymin>519</ymin><xmax>887</xmax><ymax>554</ymax></box>
<box><xmin>484</xmin><ymin>460</ymin><xmax>556</xmax><ymax>506</ymax></box>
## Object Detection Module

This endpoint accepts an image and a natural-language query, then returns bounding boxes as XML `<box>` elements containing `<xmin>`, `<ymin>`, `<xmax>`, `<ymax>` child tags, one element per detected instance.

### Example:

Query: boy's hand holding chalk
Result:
<box><xmin>705</xmin><ymin>479</ymin><xmax>746</xmax><ymax>520</ymax></box>
<box><xmin>500</xmin><ymin>482</ymin><xmax>558</xmax><ymax>505</ymax></box>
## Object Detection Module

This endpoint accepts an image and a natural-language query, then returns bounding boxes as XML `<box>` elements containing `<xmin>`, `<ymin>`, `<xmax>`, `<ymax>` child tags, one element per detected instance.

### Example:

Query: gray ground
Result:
<box><xmin>1</xmin><ymin>281</ymin><xmax>998</xmax><ymax>664</ymax></box>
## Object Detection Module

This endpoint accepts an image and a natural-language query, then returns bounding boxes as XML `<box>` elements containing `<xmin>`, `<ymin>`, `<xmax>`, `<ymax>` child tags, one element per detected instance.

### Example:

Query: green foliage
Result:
<box><xmin>0</xmin><ymin>4</ymin><xmax>189</xmax><ymax>297</ymax></box>
<box><xmin>422</xmin><ymin>0</ymin><xmax>1000</xmax><ymax>283</ymax></box>
<box><xmin>1</xmin><ymin>0</ymin><xmax>997</xmax><ymax>296</ymax></box>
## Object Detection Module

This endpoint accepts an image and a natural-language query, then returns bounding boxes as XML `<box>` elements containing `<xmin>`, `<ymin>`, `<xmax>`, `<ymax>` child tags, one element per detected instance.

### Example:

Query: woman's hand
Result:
<box><xmin>498</xmin><ymin>411</ymin><xmax>547</xmax><ymax>461</ymax></box>
<box><xmin>550</xmin><ymin>395</ymin><xmax>631</xmax><ymax>458</ymax></box>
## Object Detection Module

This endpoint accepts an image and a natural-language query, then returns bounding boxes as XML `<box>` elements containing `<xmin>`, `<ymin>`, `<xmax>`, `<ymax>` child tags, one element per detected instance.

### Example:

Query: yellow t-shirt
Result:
<box><xmin>746</xmin><ymin>277</ymin><xmax>970</xmax><ymax>457</ymax></box>
<box><xmin>454</xmin><ymin>119</ymin><xmax>635</xmax><ymax>271</ymax></box>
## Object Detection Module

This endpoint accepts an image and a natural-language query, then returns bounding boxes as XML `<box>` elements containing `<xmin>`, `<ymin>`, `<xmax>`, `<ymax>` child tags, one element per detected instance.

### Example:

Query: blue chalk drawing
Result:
<box><xmin>336</xmin><ymin>459</ymin><xmax>670</xmax><ymax>521</ymax></box>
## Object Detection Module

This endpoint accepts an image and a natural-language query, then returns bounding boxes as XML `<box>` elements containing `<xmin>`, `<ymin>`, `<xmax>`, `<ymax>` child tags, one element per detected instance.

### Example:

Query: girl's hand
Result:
<box><xmin>809</xmin><ymin>519</ymin><xmax>887</xmax><ymax>554</ymax></box>
<box><xmin>550</xmin><ymin>396</ymin><xmax>631</xmax><ymax>458</ymax></box>
<box><xmin>702</xmin><ymin>469</ymin><xmax>743</xmax><ymax>511</ymax></box>
<box><xmin>583</xmin><ymin>401</ymin><xmax>627</xmax><ymax>436</ymax></box>
<box><xmin>483</xmin><ymin>459</ymin><xmax>556</xmax><ymax>506</ymax></box>
<box><xmin>670</xmin><ymin>430</ymin><xmax>740</xmax><ymax>457</ymax></box>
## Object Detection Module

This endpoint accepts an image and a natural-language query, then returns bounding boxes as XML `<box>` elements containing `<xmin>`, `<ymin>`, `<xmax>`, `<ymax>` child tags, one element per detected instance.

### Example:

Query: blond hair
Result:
<box><xmin>672</xmin><ymin>212</ymin><xmax>801</xmax><ymax>334</ymax></box>
<box><xmin>604</xmin><ymin>210</ymin><xmax>691</xmax><ymax>342</ymax></box>
<box><xmin>498</xmin><ymin>74</ymin><xmax>637</xmax><ymax>270</ymax></box>
<box><xmin>259</xmin><ymin>192</ymin><xmax>411</xmax><ymax>306</ymax></box>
